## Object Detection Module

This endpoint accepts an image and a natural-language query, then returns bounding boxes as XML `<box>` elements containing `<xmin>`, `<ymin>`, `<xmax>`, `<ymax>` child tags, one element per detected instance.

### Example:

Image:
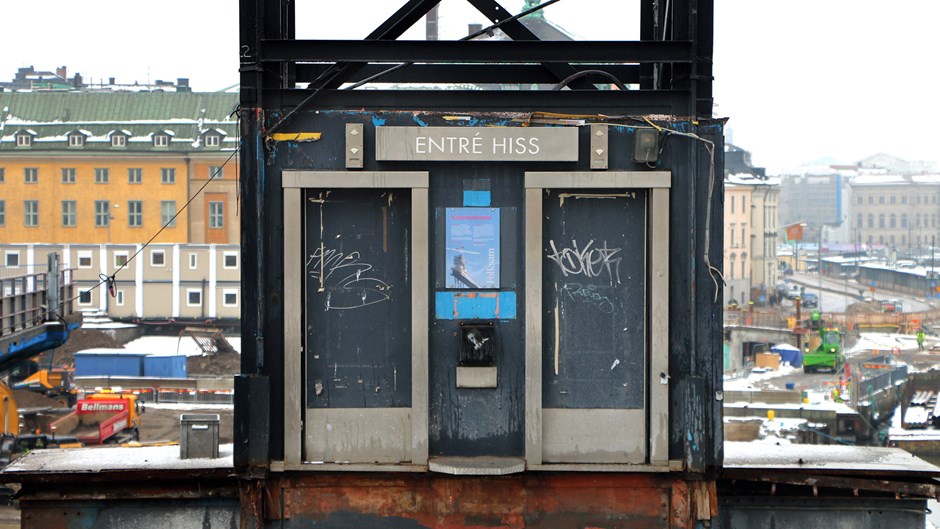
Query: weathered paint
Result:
<box><xmin>261</xmin><ymin>473</ymin><xmax>690</xmax><ymax>529</ymax></box>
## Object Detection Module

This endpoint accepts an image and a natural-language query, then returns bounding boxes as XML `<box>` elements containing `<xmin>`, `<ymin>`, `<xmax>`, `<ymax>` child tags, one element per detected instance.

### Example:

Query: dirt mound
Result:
<box><xmin>846</xmin><ymin>301</ymin><xmax>883</xmax><ymax>314</ymax></box>
<box><xmin>11</xmin><ymin>389</ymin><xmax>68</xmax><ymax>409</ymax></box>
<box><xmin>187</xmin><ymin>350</ymin><xmax>241</xmax><ymax>376</ymax></box>
<box><xmin>35</xmin><ymin>329</ymin><xmax>123</xmax><ymax>370</ymax></box>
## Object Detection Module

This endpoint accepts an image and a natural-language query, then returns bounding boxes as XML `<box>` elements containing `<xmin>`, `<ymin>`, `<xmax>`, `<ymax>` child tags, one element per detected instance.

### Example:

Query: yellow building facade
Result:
<box><xmin>0</xmin><ymin>91</ymin><xmax>239</xmax><ymax>246</ymax></box>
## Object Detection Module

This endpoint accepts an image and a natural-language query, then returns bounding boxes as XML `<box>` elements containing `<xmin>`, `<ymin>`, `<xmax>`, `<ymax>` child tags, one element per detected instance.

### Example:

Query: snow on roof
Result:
<box><xmin>848</xmin><ymin>332</ymin><xmax>919</xmax><ymax>355</ymax></box>
<box><xmin>122</xmin><ymin>335</ymin><xmax>241</xmax><ymax>357</ymax></box>
<box><xmin>850</xmin><ymin>174</ymin><xmax>940</xmax><ymax>186</ymax></box>
<box><xmin>724</xmin><ymin>441</ymin><xmax>940</xmax><ymax>473</ymax></box>
<box><xmin>2</xmin><ymin>443</ymin><xmax>234</xmax><ymax>474</ymax></box>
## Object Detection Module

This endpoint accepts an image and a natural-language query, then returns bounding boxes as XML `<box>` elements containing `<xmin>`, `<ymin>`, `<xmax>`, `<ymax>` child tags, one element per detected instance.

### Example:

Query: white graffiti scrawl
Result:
<box><xmin>547</xmin><ymin>239</ymin><xmax>622</xmax><ymax>285</ymax></box>
<box><xmin>306</xmin><ymin>247</ymin><xmax>391</xmax><ymax>310</ymax></box>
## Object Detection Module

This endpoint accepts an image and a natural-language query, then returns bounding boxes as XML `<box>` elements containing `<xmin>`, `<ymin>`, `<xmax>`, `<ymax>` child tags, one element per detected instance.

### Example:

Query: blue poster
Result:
<box><xmin>445</xmin><ymin>207</ymin><xmax>500</xmax><ymax>289</ymax></box>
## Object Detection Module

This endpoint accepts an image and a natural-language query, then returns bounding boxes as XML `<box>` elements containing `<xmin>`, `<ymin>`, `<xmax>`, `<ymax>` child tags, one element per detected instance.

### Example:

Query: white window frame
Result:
<box><xmin>116</xmin><ymin>290</ymin><xmax>125</xmax><ymax>306</ymax></box>
<box><xmin>95</xmin><ymin>168</ymin><xmax>109</xmax><ymax>184</ymax></box>
<box><xmin>0</xmin><ymin>200</ymin><xmax>5</xmax><ymax>226</ymax></box>
<box><xmin>61</xmin><ymin>200</ymin><xmax>77</xmax><ymax>227</ymax></box>
<box><xmin>223</xmin><ymin>251</ymin><xmax>238</xmax><ymax>269</ymax></box>
<box><xmin>111</xmin><ymin>135</ymin><xmax>126</xmax><ymax>147</ymax></box>
<box><xmin>151</xmin><ymin>249</ymin><xmax>166</xmax><ymax>267</ymax></box>
<box><xmin>209</xmin><ymin>165</ymin><xmax>223</xmax><ymax>179</ymax></box>
<box><xmin>5</xmin><ymin>252</ymin><xmax>20</xmax><ymax>267</ymax></box>
<box><xmin>61</xmin><ymin>168</ymin><xmax>76</xmax><ymax>184</ymax></box>
<box><xmin>78</xmin><ymin>290</ymin><xmax>93</xmax><ymax>305</ymax></box>
<box><xmin>205</xmin><ymin>135</ymin><xmax>220</xmax><ymax>147</ymax></box>
<box><xmin>128</xmin><ymin>168</ymin><xmax>142</xmax><ymax>184</ymax></box>
<box><xmin>161</xmin><ymin>168</ymin><xmax>176</xmax><ymax>184</ymax></box>
<box><xmin>24</xmin><ymin>168</ymin><xmax>38</xmax><ymax>183</ymax></box>
<box><xmin>114</xmin><ymin>251</ymin><xmax>129</xmax><ymax>269</ymax></box>
<box><xmin>222</xmin><ymin>289</ymin><xmax>239</xmax><ymax>307</ymax></box>
<box><xmin>77</xmin><ymin>251</ymin><xmax>93</xmax><ymax>269</ymax></box>
<box><xmin>161</xmin><ymin>200</ymin><xmax>177</xmax><ymax>227</ymax></box>
<box><xmin>69</xmin><ymin>135</ymin><xmax>84</xmax><ymax>147</ymax></box>
<box><xmin>16</xmin><ymin>135</ymin><xmax>31</xmax><ymax>147</ymax></box>
<box><xmin>128</xmin><ymin>200</ymin><xmax>143</xmax><ymax>227</ymax></box>
<box><xmin>186</xmin><ymin>289</ymin><xmax>203</xmax><ymax>307</ymax></box>
<box><xmin>24</xmin><ymin>201</ymin><xmax>38</xmax><ymax>227</ymax></box>
<box><xmin>209</xmin><ymin>201</ymin><xmax>224</xmax><ymax>229</ymax></box>
<box><xmin>189</xmin><ymin>253</ymin><xmax>198</xmax><ymax>269</ymax></box>
<box><xmin>154</xmin><ymin>135</ymin><xmax>169</xmax><ymax>147</ymax></box>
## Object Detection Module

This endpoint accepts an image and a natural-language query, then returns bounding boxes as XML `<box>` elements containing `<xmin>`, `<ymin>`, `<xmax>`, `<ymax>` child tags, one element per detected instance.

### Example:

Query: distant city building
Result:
<box><xmin>0</xmin><ymin>65</ymin><xmax>192</xmax><ymax>93</ymax></box>
<box><xmin>0</xmin><ymin>91</ymin><xmax>239</xmax><ymax>245</ymax></box>
<box><xmin>723</xmin><ymin>143</ymin><xmax>779</xmax><ymax>306</ymax></box>
<box><xmin>848</xmin><ymin>174</ymin><xmax>940</xmax><ymax>252</ymax></box>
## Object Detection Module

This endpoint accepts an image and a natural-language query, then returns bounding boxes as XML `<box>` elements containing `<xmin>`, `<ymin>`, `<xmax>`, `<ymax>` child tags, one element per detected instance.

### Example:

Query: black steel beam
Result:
<box><xmin>262</xmin><ymin>87</ymin><xmax>689</xmax><ymax>113</ymax></box>
<box><xmin>464</xmin><ymin>0</ymin><xmax>594</xmax><ymax>89</ymax></box>
<box><xmin>295</xmin><ymin>63</ymin><xmax>641</xmax><ymax>85</ymax></box>
<box><xmin>260</xmin><ymin>39</ymin><xmax>694</xmax><ymax>64</ymax></box>
<box><xmin>318</xmin><ymin>0</ymin><xmax>442</xmax><ymax>89</ymax></box>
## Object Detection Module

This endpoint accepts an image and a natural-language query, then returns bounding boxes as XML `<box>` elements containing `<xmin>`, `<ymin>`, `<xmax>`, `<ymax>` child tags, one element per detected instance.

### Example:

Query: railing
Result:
<box><xmin>0</xmin><ymin>260</ymin><xmax>75</xmax><ymax>339</ymax></box>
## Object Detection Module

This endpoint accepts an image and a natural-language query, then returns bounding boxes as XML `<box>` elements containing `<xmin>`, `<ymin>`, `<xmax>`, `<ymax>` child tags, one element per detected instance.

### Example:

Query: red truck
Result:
<box><xmin>48</xmin><ymin>394</ymin><xmax>140</xmax><ymax>445</ymax></box>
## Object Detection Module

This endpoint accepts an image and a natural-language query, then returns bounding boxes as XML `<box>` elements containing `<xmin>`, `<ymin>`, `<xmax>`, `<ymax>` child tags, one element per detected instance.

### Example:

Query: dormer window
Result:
<box><xmin>154</xmin><ymin>135</ymin><xmax>169</xmax><ymax>147</ymax></box>
<box><xmin>111</xmin><ymin>135</ymin><xmax>126</xmax><ymax>147</ymax></box>
<box><xmin>205</xmin><ymin>135</ymin><xmax>220</xmax><ymax>147</ymax></box>
<box><xmin>16</xmin><ymin>134</ymin><xmax>31</xmax><ymax>147</ymax></box>
<box><xmin>69</xmin><ymin>135</ymin><xmax>85</xmax><ymax>147</ymax></box>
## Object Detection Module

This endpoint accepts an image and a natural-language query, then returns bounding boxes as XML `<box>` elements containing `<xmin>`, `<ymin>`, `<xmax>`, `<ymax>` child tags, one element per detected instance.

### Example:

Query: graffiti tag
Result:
<box><xmin>547</xmin><ymin>239</ymin><xmax>622</xmax><ymax>285</ymax></box>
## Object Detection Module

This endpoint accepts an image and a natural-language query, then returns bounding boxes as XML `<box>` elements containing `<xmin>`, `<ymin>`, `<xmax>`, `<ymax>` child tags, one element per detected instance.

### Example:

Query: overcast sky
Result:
<box><xmin>4</xmin><ymin>0</ymin><xmax>938</xmax><ymax>172</ymax></box>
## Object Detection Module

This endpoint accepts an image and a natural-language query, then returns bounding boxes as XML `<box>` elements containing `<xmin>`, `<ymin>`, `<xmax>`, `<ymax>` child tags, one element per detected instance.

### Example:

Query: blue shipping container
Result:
<box><xmin>74</xmin><ymin>351</ymin><xmax>148</xmax><ymax>377</ymax></box>
<box><xmin>143</xmin><ymin>355</ymin><xmax>188</xmax><ymax>379</ymax></box>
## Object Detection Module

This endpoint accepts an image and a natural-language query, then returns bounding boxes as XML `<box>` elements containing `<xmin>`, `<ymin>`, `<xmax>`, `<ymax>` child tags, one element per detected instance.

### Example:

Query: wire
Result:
<box><xmin>551</xmin><ymin>69</ymin><xmax>627</xmax><ymax>91</ymax></box>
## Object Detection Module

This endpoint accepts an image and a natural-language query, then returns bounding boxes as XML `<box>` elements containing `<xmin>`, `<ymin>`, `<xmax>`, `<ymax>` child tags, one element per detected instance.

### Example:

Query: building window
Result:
<box><xmin>24</xmin><ymin>201</ymin><xmax>38</xmax><ymax>227</ymax></box>
<box><xmin>161</xmin><ymin>201</ymin><xmax>177</xmax><ymax>227</ymax></box>
<box><xmin>24</xmin><ymin>168</ymin><xmax>38</xmax><ymax>183</ymax></box>
<box><xmin>61</xmin><ymin>201</ymin><xmax>76</xmax><ymax>227</ymax></box>
<box><xmin>890</xmin><ymin>214</ymin><xmax>896</xmax><ymax>228</ymax></box>
<box><xmin>111</xmin><ymin>135</ymin><xmax>126</xmax><ymax>147</ymax></box>
<box><xmin>116</xmin><ymin>290</ymin><xmax>125</xmax><ymax>306</ymax></box>
<box><xmin>205</xmin><ymin>135</ymin><xmax>220</xmax><ymax>147</ymax></box>
<box><xmin>69</xmin><ymin>134</ymin><xmax>84</xmax><ymax>147</ymax></box>
<box><xmin>223</xmin><ymin>289</ymin><xmax>238</xmax><ymax>307</ymax></box>
<box><xmin>0</xmin><ymin>201</ymin><xmax>5</xmax><ymax>226</ymax></box>
<box><xmin>114</xmin><ymin>252</ymin><xmax>129</xmax><ymax>268</ymax></box>
<box><xmin>61</xmin><ymin>168</ymin><xmax>76</xmax><ymax>184</ymax></box>
<box><xmin>729</xmin><ymin>254</ymin><xmax>736</xmax><ymax>280</ymax></box>
<box><xmin>209</xmin><ymin>166</ymin><xmax>223</xmax><ymax>179</ymax></box>
<box><xmin>879</xmin><ymin>196</ymin><xmax>884</xmax><ymax>204</ymax></box>
<box><xmin>16</xmin><ymin>135</ymin><xmax>32</xmax><ymax>147</ymax></box>
<box><xmin>223</xmin><ymin>252</ymin><xmax>238</xmax><ymax>269</ymax></box>
<box><xmin>729</xmin><ymin>223</ymin><xmax>736</xmax><ymax>247</ymax></box>
<box><xmin>154</xmin><ymin>135</ymin><xmax>169</xmax><ymax>147</ymax></box>
<box><xmin>868</xmin><ymin>214</ymin><xmax>874</xmax><ymax>228</ymax></box>
<box><xmin>730</xmin><ymin>196</ymin><xmax>735</xmax><ymax>214</ymax></box>
<box><xmin>78</xmin><ymin>290</ymin><xmax>93</xmax><ymax>305</ymax></box>
<box><xmin>902</xmin><ymin>214</ymin><xmax>908</xmax><ymax>228</ymax></box>
<box><xmin>916</xmin><ymin>214</ymin><xmax>922</xmax><ymax>228</ymax></box>
<box><xmin>128</xmin><ymin>168</ymin><xmax>142</xmax><ymax>184</ymax></box>
<box><xmin>128</xmin><ymin>201</ymin><xmax>142</xmax><ymax>227</ymax></box>
<box><xmin>0</xmin><ymin>167</ymin><xmax>4</xmax><ymax>182</ymax></box>
<box><xmin>868</xmin><ymin>196</ymin><xmax>873</xmax><ymax>205</ymax></box>
<box><xmin>879</xmin><ymin>214</ymin><xmax>885</xmax><ymax>228</ymax></box>
<box><xmin>5</xmin><ymin>252</ymin><xmax>19</xmax><ymax>267</ymax></box>
<box><xmin>95</xmin><ymin>201</ymin><xmax>110</xmax><ymax>227</ymax></box>
<box><xmin>857</xmin><ymin>214</ymin><xmax>862</xmax><ymax>229</ymax></box>
<box><xmin>189</xmin><ymin>253</ymin><xmax>197</xmax><ymax>269</ymax></box>
<box><xmin>161</xmin><ymin>168</ymin><xmax>175</xmax><ymax>184</ymax></box>
<box><xmin>187</xmin><ymin>289</ymin><xmax>203</xmax><ymax>306</ymax></box>
<box><xmin>857</xmin><ymin>197</ymin><xmax>862</xmax><ymax>205</ymax></box>
<box><xmin>902</xmin><ymin>196</ymin><xmax>908</xmax><ymax>204</ymax></box>
<box><xmin>151</xmin><ymin>249</ymin><xmax>165</xmax><ymax>266</ymax></box>
<box><xmin>890</xmin><ymin>196</ymin><xmax>896</xmax><ymax>204</ymax></box>
<box><xmin>209</xmin><ymin>201</ymin><xmax>224</xmax><ymax>229</ymax></box>
<box><xmin>78</xmin><ymin>252</ymin><xmax>92</xmax><ymax>268</ymax></box>
<box><xmin>95</xmin><ymin>168</ymin><xmax>109</xmax><ymax>184</ymax></box>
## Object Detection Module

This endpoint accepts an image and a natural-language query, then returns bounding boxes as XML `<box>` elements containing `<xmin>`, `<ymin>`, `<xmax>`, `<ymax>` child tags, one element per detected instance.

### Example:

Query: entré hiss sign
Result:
<box><xmin>375</xmin><ymin>126</ymin><xmax>578</xmax><ymax>161</ymax></box>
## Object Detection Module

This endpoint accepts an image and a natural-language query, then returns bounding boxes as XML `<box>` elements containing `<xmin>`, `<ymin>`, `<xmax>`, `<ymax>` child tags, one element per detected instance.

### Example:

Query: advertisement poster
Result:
<box><xmin>445</xmin><ymin>207</ymin><xmax>500</xmax><ymax>289</ymax></box>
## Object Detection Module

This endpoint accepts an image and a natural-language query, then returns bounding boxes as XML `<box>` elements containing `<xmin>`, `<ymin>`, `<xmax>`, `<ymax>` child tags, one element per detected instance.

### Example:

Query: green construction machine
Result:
<box><xmin>803</xmin><ymin>326</ymin><xmax>845</xmax><ymax>373</ymax></box>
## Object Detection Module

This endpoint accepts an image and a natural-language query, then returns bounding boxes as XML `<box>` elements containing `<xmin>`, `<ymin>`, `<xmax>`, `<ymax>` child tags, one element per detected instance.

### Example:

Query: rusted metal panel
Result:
<box><xmin>263</xmin><ymin>473</ymin><xmax>689</xmax><ymax>528</ymax></box>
